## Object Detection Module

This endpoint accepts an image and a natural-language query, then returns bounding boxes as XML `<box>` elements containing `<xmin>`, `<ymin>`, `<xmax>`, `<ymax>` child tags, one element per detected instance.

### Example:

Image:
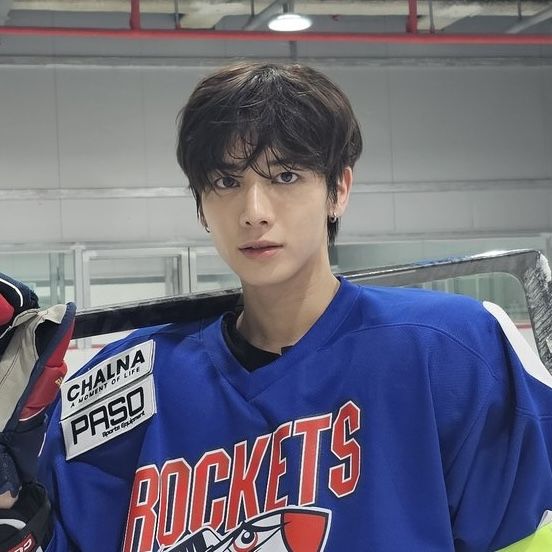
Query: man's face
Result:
<box><xmin>200</xmin><ymin>153</ymin><xmax>333</xmax><ymax>288</ymax></box>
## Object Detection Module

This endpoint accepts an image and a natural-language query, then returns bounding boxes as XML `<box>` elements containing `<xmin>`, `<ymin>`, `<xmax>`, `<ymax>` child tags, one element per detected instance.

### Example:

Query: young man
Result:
<box><xmin>2</xmin><ymin>62</ymin><xmax>552</xmax><ymax>551</ymax></box>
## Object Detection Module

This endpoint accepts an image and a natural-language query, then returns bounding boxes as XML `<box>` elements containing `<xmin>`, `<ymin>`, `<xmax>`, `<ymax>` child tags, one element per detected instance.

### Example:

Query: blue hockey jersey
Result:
<box><xmin>38</xmin><ymin>276</ymin><xmax>552</xmax><ymax>551</ymax></box>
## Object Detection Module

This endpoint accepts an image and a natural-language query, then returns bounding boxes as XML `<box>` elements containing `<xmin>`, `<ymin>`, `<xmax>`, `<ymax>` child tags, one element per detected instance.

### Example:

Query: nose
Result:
<box><xmin>239</xmin><ymin>181</ymin><xmax>273</xmax><ymax>228</ymax></box>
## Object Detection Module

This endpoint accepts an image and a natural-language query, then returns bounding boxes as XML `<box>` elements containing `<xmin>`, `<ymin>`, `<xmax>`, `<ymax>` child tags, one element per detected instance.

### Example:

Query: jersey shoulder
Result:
<box><xmin>71</xmin><ymin>318</ymin><xmax>208</xmax><ymax>379</ymax></box>
<box><xmin>351</xmin><ymin>282</ymin><xmax>552</xmax><ymax>410</ymax></box>
<box><xmin>353</xmin><ymin>283</ymin><xmax>495</xmax><ymax>348</ymax></box>
<box><xmin>56</xmin><ymin>317</ymin><xmax>213</xmax><ymax>420</ymax></box>
<box><xmin>47</xmin><ymin>317</ymin><xmax>216</xmax><ymax>462</ymax></box>
<box><xmin>348</xmin><ymin>283</ymin><xmax>528</xmax><ymax>382</ymax></box>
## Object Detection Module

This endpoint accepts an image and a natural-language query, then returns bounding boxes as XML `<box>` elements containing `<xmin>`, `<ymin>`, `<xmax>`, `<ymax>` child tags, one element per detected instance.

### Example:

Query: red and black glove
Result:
<box><xmin>0</xmin><ymin>273</ymin><xmax>75</xmax><ymax>499</ymax></box>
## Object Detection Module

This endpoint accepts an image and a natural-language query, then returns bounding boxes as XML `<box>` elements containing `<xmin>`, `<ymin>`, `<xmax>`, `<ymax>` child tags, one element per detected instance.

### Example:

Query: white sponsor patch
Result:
<box><xmin>61</xmin><ymin>374</ymin><xmax>156</xmax><ymax>460</ymax></box>
<box><xmin>61</xmin><ymin>340</ymin><xmax>154</xmax><ymax>420</ymax></box>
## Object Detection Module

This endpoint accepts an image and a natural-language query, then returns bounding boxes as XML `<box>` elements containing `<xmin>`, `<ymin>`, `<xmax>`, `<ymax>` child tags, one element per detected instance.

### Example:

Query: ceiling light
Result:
<box><xmin>268</xmin><ymin>13</ymin><xmax>312</xmax><ymax>32</ymax></box>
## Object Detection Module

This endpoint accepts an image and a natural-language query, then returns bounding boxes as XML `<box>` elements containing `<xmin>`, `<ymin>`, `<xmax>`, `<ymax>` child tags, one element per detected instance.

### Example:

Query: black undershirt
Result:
<box><xmin>221</xmin><ymin>311</ymin><xmax>293</xmax><ymax>371</ymax></box>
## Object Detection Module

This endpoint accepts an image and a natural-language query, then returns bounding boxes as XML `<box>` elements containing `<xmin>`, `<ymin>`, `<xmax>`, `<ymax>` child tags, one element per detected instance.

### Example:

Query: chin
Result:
<box><xmin>239</xmin><ymin>273</ymin><xmax>290</xmax><ymax>289</ymax></box>
<box><xmin>235</xmin><ymin>264</ymin><xmax>297</xmax><ymax>289</ymax></box>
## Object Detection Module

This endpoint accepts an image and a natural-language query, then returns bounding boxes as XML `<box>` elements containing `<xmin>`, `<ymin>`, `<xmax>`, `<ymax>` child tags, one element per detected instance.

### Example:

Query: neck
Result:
<box><xmin>236</xmin><ymin>265</ymin><xmax>340</xmax><ymax>354</ymax></box>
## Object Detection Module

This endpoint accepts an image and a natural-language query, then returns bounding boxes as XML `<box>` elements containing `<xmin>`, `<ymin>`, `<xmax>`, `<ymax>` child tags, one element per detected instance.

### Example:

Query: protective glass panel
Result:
<box><xmin>88</xmin><ymin>256</ymin><xmax>170</xmax><ymax>307</ymax></box>
<box><xmin>0</xmin><ymin>251</ymin><xmax>74</xmax><ymax>307</ymax></box>
<box><xmin>332</xmin><ymin>235</ymin><xmax>547</xmax><ymax>272</ymax></box>
<box><xmin>191</xmin><ymin>246</ymin><xmax>240</xmax><ymax>292</ymax></box>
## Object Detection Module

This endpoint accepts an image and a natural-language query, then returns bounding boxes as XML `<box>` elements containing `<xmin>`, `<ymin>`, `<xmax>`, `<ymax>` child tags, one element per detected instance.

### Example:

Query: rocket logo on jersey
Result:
<box><xmin>123</xmin><ymin>401</ymin><xmax>360</xmax><ymax>552</ymax></box>
<box><xmin>165</xmin><ymin>507</ymin><xmax>331</xmax><ymax>552</ymax></box>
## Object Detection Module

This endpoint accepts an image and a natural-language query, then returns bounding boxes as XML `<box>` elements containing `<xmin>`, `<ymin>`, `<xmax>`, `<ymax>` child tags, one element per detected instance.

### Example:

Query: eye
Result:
<box><xmin>213</xmin><ymin>175</ymin><xmax>239</xmax><ymax>189</ymax></box>
<box><xmin>274</xmin><ymin>171</ymin><xmax>298</xmax><ymax>184</ymax></box>
<box><xmin>232</xmin><ymin>529</ymin><xmax>258</xmax><ymax>551</ymax></box>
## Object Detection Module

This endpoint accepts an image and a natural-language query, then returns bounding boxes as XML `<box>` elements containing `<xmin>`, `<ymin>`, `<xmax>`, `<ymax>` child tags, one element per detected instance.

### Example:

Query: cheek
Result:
<box><xmin>290</xmin><ymin>202</ymin><xmax>328</xmax><ymax>244</ymax></box>
<box><xmin>201</xmin><ymin>202</ymin><xmax>235</xmax><ymax>260</ymax></box>
<box><xmin>202</xmin><ymin>200</ymin><xmax>228</xmax><ymax>234</ymax></box>
<box><xmin>209</xmin><ymin>228</ymin><xmax>235</xmax><ymax>267</ymax></box>
<box><xmin>200</xmin><ymin>196</ymin><xmax>217</xmax><ymax>227</ymax></box>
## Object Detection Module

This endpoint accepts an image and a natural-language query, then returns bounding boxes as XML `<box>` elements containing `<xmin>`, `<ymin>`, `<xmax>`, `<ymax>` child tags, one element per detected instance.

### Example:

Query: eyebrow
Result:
<box><xmin>216</xmin><ymin>158</ymin><xmax>297</xmax><ymax>172</ymax></box>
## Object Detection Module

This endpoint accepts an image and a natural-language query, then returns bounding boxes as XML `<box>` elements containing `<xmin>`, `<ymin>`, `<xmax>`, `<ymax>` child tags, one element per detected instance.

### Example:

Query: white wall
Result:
<box><xmin>1</xmin><ymin>58</ymin><xmax>551</xmax><ymax>244</ymax></box>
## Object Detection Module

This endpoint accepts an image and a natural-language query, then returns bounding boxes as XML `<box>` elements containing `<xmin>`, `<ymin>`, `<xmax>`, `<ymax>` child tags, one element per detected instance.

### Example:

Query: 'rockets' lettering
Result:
<box><xmin>190</xmin><ymin>449</ymin><xmax>231</xmax><ymax>533</ymax></box>
<box><xmin>123</xmin><ymin>400</ymin><xmax>361</xmax><ymax>552</ymax></box>
<box><xmin>264</xmin><ymin>421</ymin><xmax>292</xmax><ymax>512</ymax></box>
<box><xmin>294</xmin><ymin>414</ymin><xmax>333</xmax><ymax>506</ymax></box>
<box><xmin>329</xmin><ymin>401</ymin><xmax>361</xmax><ymax>498</ymax></box>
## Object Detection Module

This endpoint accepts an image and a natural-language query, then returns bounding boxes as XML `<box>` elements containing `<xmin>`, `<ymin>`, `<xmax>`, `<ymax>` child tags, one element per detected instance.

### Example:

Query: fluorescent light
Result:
<box><xmin>268</xmin><ymin>13</ymin><xmax>312</xmax><ymax>32</ymax></box>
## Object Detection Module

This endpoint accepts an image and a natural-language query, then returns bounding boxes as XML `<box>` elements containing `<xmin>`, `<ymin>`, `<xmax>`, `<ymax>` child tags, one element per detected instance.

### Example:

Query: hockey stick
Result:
<box><xmin>74</xmin><ymin>286</ymin><xmax>242</xmax><ymax>340</ymax></box>
<box><xmin>73</xmin><ymin>249</ymin><xmax>552</xmax><ymax>371</ymax></box>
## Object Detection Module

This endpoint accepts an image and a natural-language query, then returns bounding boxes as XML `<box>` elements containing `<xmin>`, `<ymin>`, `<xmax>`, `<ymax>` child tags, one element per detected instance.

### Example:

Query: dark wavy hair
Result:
<box><xmin>176</xmin><ymin>62</ymin><xmax>362</xmax><ymax>245</ymax></box>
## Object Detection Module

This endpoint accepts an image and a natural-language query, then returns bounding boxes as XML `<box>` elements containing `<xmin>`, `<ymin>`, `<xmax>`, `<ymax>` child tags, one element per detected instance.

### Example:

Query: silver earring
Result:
<box><xmin>329</xmin><ymin>213</ymin><xmax>338</xmax><ymax>223</ymax></box>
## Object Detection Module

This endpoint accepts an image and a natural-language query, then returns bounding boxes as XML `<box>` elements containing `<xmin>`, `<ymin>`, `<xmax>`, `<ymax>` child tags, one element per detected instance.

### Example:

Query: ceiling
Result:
<box><xmin>1</xmin><ymin>1</ymin><xmax>552</xmax><ymax>63</ymax></box>
<box><xmin>2</xmin><ymin>1</ymin><xmax>552</xmax><ymax>33</ymax></box>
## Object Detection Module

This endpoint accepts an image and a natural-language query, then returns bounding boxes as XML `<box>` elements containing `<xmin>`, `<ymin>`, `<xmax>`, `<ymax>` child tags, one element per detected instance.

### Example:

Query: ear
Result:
<box><xmin>332</xmin><ymin>167</ymin><xmax>353</xmax><ymax>218</ymax></box>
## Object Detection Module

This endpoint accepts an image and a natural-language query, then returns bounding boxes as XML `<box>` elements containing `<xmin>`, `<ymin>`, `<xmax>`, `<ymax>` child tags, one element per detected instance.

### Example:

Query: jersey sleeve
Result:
<box><xmin>43</xmin><ymin>520</ymin><xmax>77</xmax><ymax>552</ymax></box>
<box><xmin>443</xmin><ymin>301</ymin><xmax>552</xmax><ymax>551</ymax></box>
<box><xmin>37</xmin><ymin>331</ymin><xmax>159</xmax><ymax>552</ymax></box>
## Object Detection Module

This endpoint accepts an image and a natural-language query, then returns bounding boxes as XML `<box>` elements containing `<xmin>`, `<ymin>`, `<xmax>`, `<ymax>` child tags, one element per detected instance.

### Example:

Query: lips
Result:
<box><xmin>240</xmin><ymin>246</ymin><xmax>282</xmax><ymax>259</ymax></box>
<box><xmin>239</xmin><ymin>241</ymin><xmax>282</xmax><ymax>251</ymax></box>
<box><xmin>238</xmin><ymin>241</ymin><xmax>283</xmax><ymax>259</ymax></box>
<box><xmin>243</xmin><ymin>246</ymin><xmax>281</xmax><ymax>251</ymax></box>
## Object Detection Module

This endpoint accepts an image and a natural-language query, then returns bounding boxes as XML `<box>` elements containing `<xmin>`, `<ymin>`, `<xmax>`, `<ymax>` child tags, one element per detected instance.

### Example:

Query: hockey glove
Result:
<box><xmin>0</xmin><ymin>273</ymin><xmax>76</xmax><ymax>499</ymax></box>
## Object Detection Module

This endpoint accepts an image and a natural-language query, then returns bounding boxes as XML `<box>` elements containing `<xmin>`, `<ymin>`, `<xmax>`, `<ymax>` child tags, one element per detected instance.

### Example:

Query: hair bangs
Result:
<box><xmin>185</xmin><ymin>91</ymin><xmax>327</xmax><ymax>194</ymax></box>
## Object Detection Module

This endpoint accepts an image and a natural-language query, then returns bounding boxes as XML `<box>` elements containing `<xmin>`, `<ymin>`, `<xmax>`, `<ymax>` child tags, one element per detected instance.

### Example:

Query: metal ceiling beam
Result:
<box><xmin>11</xmin><ymin>1</ymin><xmax>550</xmax><ymax>16</ymax></box>
<box><xmin>406</xmin><ymin>0</ymin><xmax>418</xmax><ymax>33</ymax></box>
<box><xmin>507</xmin><ymin>5</ymin><xmax>552</xmax><ymax>33</ymax></box>
<box><xmin>6</xmin><ymin>1</ymin><xmax>552</xmax><ymax>32</ymax></box>
<box><xmin>243</xmin><ymin>0</ymin><xmax>286</xmax><ymax>31</ymax></box>
<box><xmin>2</xmin><ymin>55</ymin><xmax>551</xmax><ymax>67</ymax></box>
<box><xmin>129</xmin><ymin>0</ymin><xmax>140</xmax><ymax>29</ymax></box>
<box><xmin>417</xmin><ymin>4</ymin><xmax>484</xmax><ymax>33</ymax></box>
<box><xmin>2</xmin><ymin>26</ymin><xmax>552</xmax><ymax>44</ymax></box>
<box><xmin>0</xmin><ymin>0</ymin><xmax>14</xmax><ymax>24</ymax></box>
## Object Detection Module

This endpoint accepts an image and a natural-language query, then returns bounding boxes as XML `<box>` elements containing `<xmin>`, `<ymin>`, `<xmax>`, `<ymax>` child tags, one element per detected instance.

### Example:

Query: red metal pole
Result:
<box><xmin>129</xmin><ymin>0</ymin><xmax>141</xmax><ymax>30</ymax></box>
<box><xmin>0</xmin><ymin>27</ymin><xmax>552</xmax><ymax>44</ymax></box>
<box><xmin>406</xmin><ymin>0</ymin><xmax>418</xmax><ymax>33</ymax></box>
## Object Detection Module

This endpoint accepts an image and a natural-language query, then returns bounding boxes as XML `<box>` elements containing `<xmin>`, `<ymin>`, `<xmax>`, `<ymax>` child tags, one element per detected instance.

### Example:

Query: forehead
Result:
<box><xmin>217</xmin><ymin>145</ymin><xmax>296</xmax><ymax>172</ymax></box>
